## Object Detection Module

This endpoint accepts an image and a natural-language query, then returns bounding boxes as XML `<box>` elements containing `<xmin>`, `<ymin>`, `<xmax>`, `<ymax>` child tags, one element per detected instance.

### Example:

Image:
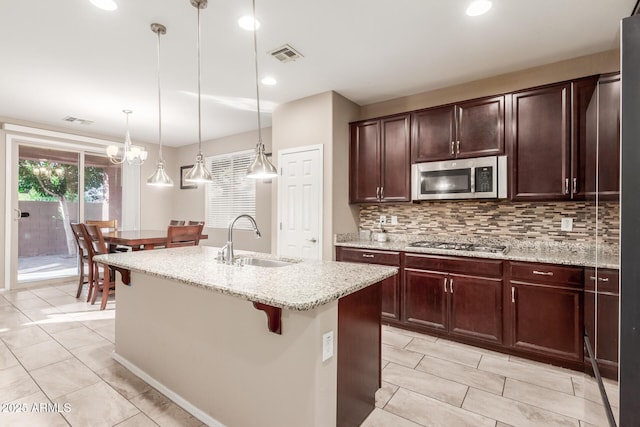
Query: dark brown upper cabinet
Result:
<box><xmin>349</xmin><ymin>114</ymin><xmax>411</xmax><ymax>203</ymax></box>
<box><xmin>510</xmin><ymin>82</ymin><xmax>572</xmax><ymax>200</ymax></box>
<box><xmin>572</xmin><ymin>73</ymin><xmax>621</xmax><ymax>200</ymax></box>
<box><xmin>511</xmin><ymin>75</ymin><xmax>620</xmax><ymax>201</ymax></box>
<box><xmin>412</xmin><ymin>96</ymin><xmax>505</xmax><ymax>163</ymax></box>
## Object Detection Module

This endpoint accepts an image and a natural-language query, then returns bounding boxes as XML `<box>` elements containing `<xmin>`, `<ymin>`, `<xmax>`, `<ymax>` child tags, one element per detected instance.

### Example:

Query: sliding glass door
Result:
<box><xmin>14</xmin><ymin>145</ymin><xmax>121</xmax><ymax>285</ymax></box>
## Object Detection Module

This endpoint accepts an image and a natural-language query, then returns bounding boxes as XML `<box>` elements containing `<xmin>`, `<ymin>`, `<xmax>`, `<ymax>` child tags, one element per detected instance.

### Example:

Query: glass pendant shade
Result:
<box><xmin>147</xmin><ymin>160</ymin><xmax>173</xmax><ymax>186</ymax></box>
<box><xmin>184</xmin><ymin>153</ymin><xmax>213</xmax><ymax>182</ymax></box>
<box><xmin>247</xmin><ymin>144</ymin><xmax>277</xmax><ymax>179</ymax></box>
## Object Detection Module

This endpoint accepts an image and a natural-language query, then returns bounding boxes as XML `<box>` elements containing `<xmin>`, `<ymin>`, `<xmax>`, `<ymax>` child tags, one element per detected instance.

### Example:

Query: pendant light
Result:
<box><xmin>246</xmin><ymin>0</ymin><xmax>277</xmax><ymax>179</ymax></box>
<box><xmin>147</xmin><ymin>23</ymin><xmax>174</xmax><ymax>187</ymax></box>
<box><xmin>106</xmin><ymin>110</ymin><xmax>148</xmax><ymax>165</ymax></box>
<box><xmin>184</xmin><ymin>0</ymin><xmax>213</xmax><ymax>183</ymax></box>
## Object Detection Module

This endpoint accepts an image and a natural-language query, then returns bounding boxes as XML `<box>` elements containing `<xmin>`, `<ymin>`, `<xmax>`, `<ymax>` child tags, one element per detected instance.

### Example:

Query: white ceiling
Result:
<box><xmin>0</xmin><ymin>0</ymin><xmax>634</xmax><ymax>147</ymax></box>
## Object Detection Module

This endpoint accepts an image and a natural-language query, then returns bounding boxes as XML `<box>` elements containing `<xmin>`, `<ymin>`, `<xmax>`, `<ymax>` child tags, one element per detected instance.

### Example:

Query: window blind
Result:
<box><xmin>205</xmin><ymin>150</ymin><xmax>256</xmax><ymax>229</ymax></box>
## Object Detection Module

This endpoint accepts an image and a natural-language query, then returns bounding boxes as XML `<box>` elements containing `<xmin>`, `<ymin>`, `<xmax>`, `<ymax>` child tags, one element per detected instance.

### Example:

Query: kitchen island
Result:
<box><xmin>95</xmin><ymin>246</ymin><xmax>398</xmax><ymax>427</ymax></box>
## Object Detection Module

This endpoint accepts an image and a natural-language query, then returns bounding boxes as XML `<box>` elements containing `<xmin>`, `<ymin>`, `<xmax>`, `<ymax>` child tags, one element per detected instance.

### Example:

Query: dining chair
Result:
<box><xmin>86</xmin><ymin>219</ymin><xmax>118</xmax><ymax>231</ymax></box>
<box><xmin>166</xmin><ymin>224</ymin><xmax>204</xmax><ymax>248</ymax></box>
<box><xmin>70</xmin><ymin>223</ymin><xmax>93</xmax><ymax>300</ymax></box>
<box><xmin>87</xmin><ymin>219</ymin><xmax>129</xmax><ymax>252</ymax></box>
<box><xmin>169</xmin><ymin>220</ymin><xmax>185</xmax><ymax>226</ymax></box>
<box><xmin>80</xmin><ymin>223</ymin><xmax>115</xmax><ymax>310</ymax></box>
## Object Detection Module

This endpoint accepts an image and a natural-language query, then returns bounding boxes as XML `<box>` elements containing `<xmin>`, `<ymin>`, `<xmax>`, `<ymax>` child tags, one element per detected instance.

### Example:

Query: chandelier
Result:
<box><xmin>106</xmin><ymin>110</ymin><xmax>148</xmax><ymax>165</ymax></box>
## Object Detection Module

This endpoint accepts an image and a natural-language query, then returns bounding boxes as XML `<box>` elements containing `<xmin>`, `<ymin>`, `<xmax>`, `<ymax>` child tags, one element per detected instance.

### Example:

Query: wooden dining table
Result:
<box><xmin>102</xmin><ymin>230</ymin><xmax>209</xmax><ymax>252</ymax></box>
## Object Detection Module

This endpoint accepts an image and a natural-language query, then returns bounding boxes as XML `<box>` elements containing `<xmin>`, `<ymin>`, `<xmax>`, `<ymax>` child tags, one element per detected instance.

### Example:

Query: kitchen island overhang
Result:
<box><xmin>95</xmin><ymin>246</ymin><xmax>397</xmax><ymax>427</ymax></box>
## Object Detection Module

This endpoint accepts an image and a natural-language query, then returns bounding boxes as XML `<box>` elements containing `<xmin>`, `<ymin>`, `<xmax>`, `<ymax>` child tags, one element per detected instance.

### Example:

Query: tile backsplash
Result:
<box><xmin>360</xmin><ymin>201</ymin><xmax>619</xmax><ymax>245</ymax></box>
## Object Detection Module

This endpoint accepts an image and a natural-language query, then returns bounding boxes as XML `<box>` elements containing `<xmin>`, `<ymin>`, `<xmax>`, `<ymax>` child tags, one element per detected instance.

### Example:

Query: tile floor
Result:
<box><xmin>0</xmin><ymin>280</ymin><xmax>619</xmax><ymax>427</ymax></box>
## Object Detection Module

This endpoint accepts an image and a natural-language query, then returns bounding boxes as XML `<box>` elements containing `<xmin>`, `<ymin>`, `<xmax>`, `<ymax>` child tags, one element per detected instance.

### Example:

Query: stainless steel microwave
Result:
<box><xmin>411</xmin><ymin>155</ymin><xmax>507</xmax><ymax>201</ymax></box>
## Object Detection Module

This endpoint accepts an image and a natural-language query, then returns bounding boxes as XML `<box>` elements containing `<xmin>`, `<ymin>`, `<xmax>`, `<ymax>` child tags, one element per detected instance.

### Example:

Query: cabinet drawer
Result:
<box><xmin>510</xmin><ymin>262</ymin><xmax>583</xmax><ymax>288</ymax></box>
<box><xmin>584</xmin><ymin>268</ymin><xmax>619</xmax><ymax>294</ymax></box>
<box><xmin>405</xmin><ymin>254</ymin><xmax>503</xmax><ymax>277</ymax></box>
<box><xmin>337</xmin><ymin>247</ymin><xmax>400</xmax><ymax>266</ymax></box>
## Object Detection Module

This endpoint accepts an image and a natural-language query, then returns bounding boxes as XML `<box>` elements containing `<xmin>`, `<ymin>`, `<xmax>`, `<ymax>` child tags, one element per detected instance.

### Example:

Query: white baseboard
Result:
<box><xmin>112</xmin><ymin>351</ymin><xmax>226</xmax><ymax>427</ymax></box>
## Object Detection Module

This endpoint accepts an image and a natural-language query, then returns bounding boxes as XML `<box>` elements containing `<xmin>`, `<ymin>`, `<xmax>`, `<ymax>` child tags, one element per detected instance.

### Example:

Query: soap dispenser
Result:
<box><xmin>376</xmin><ymin>221</ymin><xmax>388</xmax><ymax>242</ymax></box>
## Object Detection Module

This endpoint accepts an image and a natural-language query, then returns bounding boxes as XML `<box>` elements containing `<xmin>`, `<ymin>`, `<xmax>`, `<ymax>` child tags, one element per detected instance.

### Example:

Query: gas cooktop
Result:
<box><xmin>407</xmin><ymin>241</ymin><xmax>508</xmax><ymax>254</ymax></box>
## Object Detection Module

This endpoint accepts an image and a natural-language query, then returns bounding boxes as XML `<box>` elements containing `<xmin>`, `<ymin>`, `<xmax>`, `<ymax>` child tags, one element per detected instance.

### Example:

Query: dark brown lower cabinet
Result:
<box><xmin>335</xmin><ymin>247</ymin><xmax>401</xmax><ymax>321</ymax></box>
<box><xmin>584</xmin><ymin>268</ymin><xmax>619</xmax><ymax>380</ymax></box>
<box><xmin>508</xmin><ymin>262</ymin><xmax>584</xmax><ymax>363</ymax></box>
<box><xmin>404</xmin><ymin>269</ymin><xmax>447</xmax><ymax>330</ymax></box>
<box><xmin>335</xmin><ymin>246</ymin><xmax>614</xmax><ymax>372</ymax></box>
<box><xmin>403</xmin><ymin>254</ymin><xmax>503</xmax><ymax>345</ymax></box>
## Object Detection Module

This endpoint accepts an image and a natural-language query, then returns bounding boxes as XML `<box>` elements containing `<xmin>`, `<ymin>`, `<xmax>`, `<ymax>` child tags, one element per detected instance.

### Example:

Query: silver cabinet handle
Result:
<box><xmin>533</xmin><ymin>270</ymin><xmax>554</xmax><ymax>276</ymax></box>
<box><xmin>573</xmin><ymin>177</ymin><xmax>577</xmax><ymax>193</ymax></box>
<box><xmin>565</xmin><ymin>178</ymin><xmax>569</xmax><ymax>195</ymax></box>
<box><xmin>456</xmin><ymin>141</ymin><xmax>460</xmax><ymax>154</ymax></box>
<box><xmin>449</xmin><ymin>278</ymin><xmax>453</xmax><ymax>293</ymax></box>
<box><xmin>307</xmin><ymin>238</ymin><xmax>317</xmax><ymax>243</ymax></box>
<box><xmin>376</xmin><ymin>187</ymin><xmax>380</xmax><ymax>200</ymax></box>
<box><xmin>362</xmin><ymin>254</ymin><xmax>374</xmax><ymax>258</ymax></box>
<box><xmin>590</xmin><ymin>276</ymin><xmax>609</xmax><ymax>282</ymax></box>
<box><xmin>444</xmin><ymin>278</ymin><xmax>448</xmax><ymax>293</ymax></box>
<box><xmin>511</xmin><ymin>287</ymin><xmax>515</xmax><ymax>303</ymax></box>
<box><xmin>380</xmin><ymin>187</ymin><xmax>384</xmax><ymax>200</ymax></box>
<box><xmin>450</xmin><ymin>141</ymin><xmax>455</xmax><ymax>155</ymax></box>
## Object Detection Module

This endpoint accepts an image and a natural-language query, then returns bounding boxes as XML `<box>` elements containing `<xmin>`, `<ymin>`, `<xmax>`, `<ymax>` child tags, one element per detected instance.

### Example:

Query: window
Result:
<box><xmin>205</xmin><ymin>150</ymin><xmax>256</xmax><ymax>229</ymax></box>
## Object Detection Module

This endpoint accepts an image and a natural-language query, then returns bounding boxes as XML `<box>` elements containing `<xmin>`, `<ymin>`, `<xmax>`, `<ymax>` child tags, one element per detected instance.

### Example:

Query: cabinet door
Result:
<box><xmin>511</xmin><ymin>83</ymin><xmax>571</xmax><ymax>200</ymax></box>
<box><xmin>335</xmin><ymin>247</ymin><xmax>401</xmax><ymax>321</ymax></box>
<box><xmin>573</xmin><ymin>74</ymin><xmax>620</xmax><ymax>200</ymax></box>
<box><xmin>448</xmin><ymin>274</ymin><xmax>503</xmax><ymax>344</ymax></box>
<box><xmin>380</xmin><ymin>115</ymin><xmax>411</xmax><ymax>202</ymax></box>
<box><xmin>381</xmin><ymin>273</ymin><xmax>401</xmax><ymax>320</ymax></box>
<box><xmin>349</xmin><ymin>120</ymin><xmax>381</xmax><ymax>203</ymax></box>
<box><xmin>456</xmin><ymin>96</ymin><xmax>505</xmax><ymax>159</ymax></box>
<box><xmin>411</xmin><ymin>106</ymin><xmax>455</xmax><ymax>162</ymax></box>
<box><xmin>585</xmin><ymin>268</ymin><xmax>619</xmax><ymax>378</ymax></box>
<box><xmin>510</xmin><ymin>282</ymin><xmax>582</xmax><ymax>361</ymax></box>
<box><xmin>596</xmin><ymin>74</ymin><xmax>621</xmax><ymax>198</ymax></box>
<box><xmin>404</xmin><ymin>269</ymin><xmax>448</xmax><ymax>331</ymax></box>
<box><xmin>572</xmin><ymin>76</ymin><xmax>599</xmax><ymax>199</ymax></box>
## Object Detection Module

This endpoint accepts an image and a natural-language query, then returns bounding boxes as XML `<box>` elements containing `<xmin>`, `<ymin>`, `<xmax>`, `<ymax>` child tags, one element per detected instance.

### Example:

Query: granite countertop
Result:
<box><xmin>94</xmin><ymin>246</ymin><xmax>398</xmax><ymax>311</ymax></box>
<box><xmin>334</xmin><ymin>235</ymin><xmax>619</xmax><ymax>269</ymax></box>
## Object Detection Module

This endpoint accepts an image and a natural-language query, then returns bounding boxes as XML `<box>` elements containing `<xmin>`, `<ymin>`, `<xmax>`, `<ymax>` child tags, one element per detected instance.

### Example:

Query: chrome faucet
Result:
<box><xmin>221</xmin><ymin>214</ymin><xmax>261</xmax><ymax>264</ymax></box>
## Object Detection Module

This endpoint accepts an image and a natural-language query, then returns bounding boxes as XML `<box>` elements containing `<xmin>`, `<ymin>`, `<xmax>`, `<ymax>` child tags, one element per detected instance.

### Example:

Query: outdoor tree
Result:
<box><xmin>18</xmin><ymin>160</ymin><xmax>106</xmax><ymax>256</ymax></box>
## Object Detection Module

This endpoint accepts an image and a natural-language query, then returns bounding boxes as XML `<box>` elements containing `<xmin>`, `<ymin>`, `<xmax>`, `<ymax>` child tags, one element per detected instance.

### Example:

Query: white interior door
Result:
<box><xmin>277</xmin><ymin>145</ymin><xmax>323</xmax><ymax>260</ymax></box>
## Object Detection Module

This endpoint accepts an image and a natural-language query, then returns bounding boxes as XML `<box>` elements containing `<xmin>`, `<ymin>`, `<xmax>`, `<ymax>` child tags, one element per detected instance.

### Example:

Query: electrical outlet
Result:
<box><xmin>561</xmin><ymin>217</ymin><xmax>573</xmax><ymax>232</ymax></box>
<box><xmin>322</xmin><ymin>331</ymin><xmax>334</xmax><ymax>361</ymax></box>
<box><xmin>379</xmin><ymin>215</ymin><xmax>387</xmax><ymax>224</ymax></box>
<box><xmin>391</xmin><ymin>215</ymin><xmax>398</xmax><ymax>225</ymax></box>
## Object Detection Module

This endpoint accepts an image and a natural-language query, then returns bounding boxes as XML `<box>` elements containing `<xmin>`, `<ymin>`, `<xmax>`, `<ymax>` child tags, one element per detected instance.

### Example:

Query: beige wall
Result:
<box><xmin>116</xmin><ymin>273</ymin><xmax>338</xmax><ymax>426</ymax></box>
<box><xmin>331</xmin><ymin>93</ymin><xmax>360</xmax><ymax>243</ymax></box>
<box><xmin>172</xmin><ymin>128</ymin><xmax>272</xmax><ymax>253</ymax></box>
<box><xmin>360</xmin><ymin>49</ymin><xmax>620</xmax><ymax>119</ymax></box>
<box><xmin>272</xmin><ymin>91</ymin><xmax>360</xmax><ymax>260</ymax></box>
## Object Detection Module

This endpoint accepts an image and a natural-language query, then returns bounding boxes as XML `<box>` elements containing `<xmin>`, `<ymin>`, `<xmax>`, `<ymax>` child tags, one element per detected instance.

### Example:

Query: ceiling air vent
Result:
<box><xmin>63</xmin><ymin>116</ymin><xmax>93</xmax><ymax>125</ymax></box>
<box><xmin>268</xmin><ymin>44</ymin><xmax>303</xmax><ymax>63</ymax></box>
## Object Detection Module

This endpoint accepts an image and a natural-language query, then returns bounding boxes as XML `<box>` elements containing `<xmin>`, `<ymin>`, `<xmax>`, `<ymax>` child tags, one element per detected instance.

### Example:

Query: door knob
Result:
<box><xmin>307</xmin><ymin>238</ymin><xmax>317</xmax><ymax>243</ymax></box>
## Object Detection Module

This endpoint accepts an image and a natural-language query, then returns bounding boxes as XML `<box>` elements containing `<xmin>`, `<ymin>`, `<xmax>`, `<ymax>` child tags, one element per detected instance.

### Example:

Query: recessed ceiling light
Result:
<box><xmin>90</xmin><ymin>0</ymin><xmax>118</xmax><ymax>11</ymax></box>
<box><xmin>238</xmin><ymin>16</ymin><xmax>261</xmax><ymax>31</ymax></box>
<box><xmin>261</xmin><ymin>77</ymin><xmax>277</xmax><ymax>86</ymax></box>
<box><xmin>466</xmin><ymin>0</ymin><xmax>492</xmax><ymax>16</ymax></box>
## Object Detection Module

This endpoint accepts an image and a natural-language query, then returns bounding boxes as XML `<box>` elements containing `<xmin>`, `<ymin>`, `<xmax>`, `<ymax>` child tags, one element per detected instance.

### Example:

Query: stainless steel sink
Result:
<box><xmin>237</xmin><ymin>257</ymin><xmax>295</xmax><ymax>268</ymax></box>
